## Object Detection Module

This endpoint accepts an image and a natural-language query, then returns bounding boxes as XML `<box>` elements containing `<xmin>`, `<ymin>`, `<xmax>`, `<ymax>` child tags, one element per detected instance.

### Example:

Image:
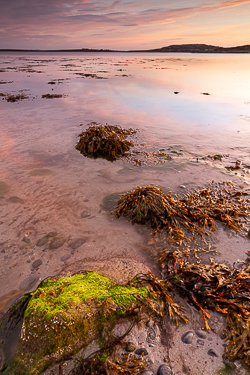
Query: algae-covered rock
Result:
<box><xmin>2</xmin><ymin>272</ymin><xmax>149</xmax><ymax>375</ymax></box>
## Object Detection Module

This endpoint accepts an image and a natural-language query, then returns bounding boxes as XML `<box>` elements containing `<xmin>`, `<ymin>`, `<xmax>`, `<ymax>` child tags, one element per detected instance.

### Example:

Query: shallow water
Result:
<box><xmin>0</xmin><ymin>51</ymin><xmax>250</xmax><ymax>314</ymax></box>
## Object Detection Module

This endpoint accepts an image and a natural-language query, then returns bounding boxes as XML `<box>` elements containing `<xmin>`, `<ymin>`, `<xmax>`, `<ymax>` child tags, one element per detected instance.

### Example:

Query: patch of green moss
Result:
<box><xmin>25</xmin><ymin>272</ymin><xmax>148</xmax><ymax>320</ymax></box>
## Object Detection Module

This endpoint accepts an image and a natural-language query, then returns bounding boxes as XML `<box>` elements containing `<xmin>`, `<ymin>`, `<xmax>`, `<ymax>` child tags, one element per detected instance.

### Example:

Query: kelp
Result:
<box><xmin>115</xmin><ymin>183</ymin><xmax>249</xmax><ymax>239</ymax></box>
<box><xmin>158</xmin><ymin>247</ymin><xmax>250</xmax><ymax>366</ymax></box>
<box><xmin>76</xmin><ymin>124</ymin><xmax>135</xmax><ymax>161</ymax></box>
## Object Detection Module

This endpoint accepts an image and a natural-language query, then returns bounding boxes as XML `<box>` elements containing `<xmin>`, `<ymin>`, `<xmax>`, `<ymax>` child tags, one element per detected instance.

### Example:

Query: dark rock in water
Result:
<box><xmin>181</xmin><ymin>331</ymin><xmax>194</xmax><ymax>344</ymax></box>
<box><xmin>69</xmin><ymin>238</ymin><xmax>86</xmax><ymax>249</ymax></box>
<box><xmin>197</xmin><ymin>339</ymin><xmax>204</xmax><ymax>346</ymax></box>
<box><xmin>195</xmin><ymin>328</ymin><xmax>207</xmax><ymax>339</ymax></box>
<box><xmin>50</xmin><ymin>238</ymin><xmax>66</xmax><ymax>249</ymax></box>
<box><xmin>125</xmin><ymin>342</ymin><xmax>136</xmax><ymax>352</ymax></box>
<box><xmin>208</xmin><ymin>349</ymin><xmax>219</xmax><ymax>357</ymax></box>
<box><xmin>61</xmin><ymin>254</ymin><xmax>71</xmax><ymax>262</ymax></box>
<box><xmin>32</xmin><ymin>259</ymin><xmax>42</xmax><ymax>269</ymax></box>
<box><xmin>22</xmin><ymin>236</ymin><xmax>30</xmax><ymax>244</ymax></box>
<box><xmin>157</xmin><ymin>364</ymin><xmax>172</xmax><ymax>375</ymax></box>
<box><xmin>81</xmin><ymin>210</ymin><xmax>91</xmax><ymax>218</ymax></box>
<box><xmin>135</xmin><ymin>348</ymin><xmax>148</xmax><ymax>356</ymax></box>
<box><xmin>36</xmin><ymin>236</ymin><xmax>48</xmax><ymax>247</ymax></box>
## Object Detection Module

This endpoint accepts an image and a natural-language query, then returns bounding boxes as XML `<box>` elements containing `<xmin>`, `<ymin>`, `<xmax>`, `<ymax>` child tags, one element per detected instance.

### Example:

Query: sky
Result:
<box><xmin>0</xmin><ymin>0</ymin><xmax>249</xmax><ymax>50</ymax></box>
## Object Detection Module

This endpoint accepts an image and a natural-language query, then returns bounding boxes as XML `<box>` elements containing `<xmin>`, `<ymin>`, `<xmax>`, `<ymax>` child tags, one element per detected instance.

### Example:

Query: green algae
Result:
<box><xmin>25</xmin><ymin>272</ymin><xmax>148</xmax><ymax>320</ymax></box>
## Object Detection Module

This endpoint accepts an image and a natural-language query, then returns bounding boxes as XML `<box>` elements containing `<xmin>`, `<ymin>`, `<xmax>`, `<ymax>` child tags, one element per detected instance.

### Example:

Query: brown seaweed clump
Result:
<box><xmin>5</xmin><ymin>93</ymin><xmax>28</xmax><ymax>102</ymax></box>
<box><xmin>157</xmin><ymin>248</ymin><xmax>250</xmax><ymax>366</ymax></box>
<box><xmin>76</xmin><ymin>124</ymin><xmax>135</xmax><ymax>162</ymax></box>
<box><xmin>115</xmin><ymin>184</ymin><xmax>249</xmax><ymax>239</ymax></box>
<box><xmin>41</xmin><ymin>93</ymin><xmax>63</xmax><ymax>99</ymax></box>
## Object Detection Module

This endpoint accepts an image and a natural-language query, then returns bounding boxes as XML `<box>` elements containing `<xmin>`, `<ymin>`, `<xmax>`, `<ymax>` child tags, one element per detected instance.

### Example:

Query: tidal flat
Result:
<box><xmin>0</xmin><ymin>51</ymin><xmax>250</xmax><ymax>374</ymax></box>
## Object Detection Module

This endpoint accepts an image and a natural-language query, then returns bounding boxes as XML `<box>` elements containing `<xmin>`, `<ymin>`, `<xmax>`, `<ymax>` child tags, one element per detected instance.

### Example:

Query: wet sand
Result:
<box><xmin>0</xmin><ymin>52</ymin><xmax>250</xmax><ymax>374</ymax></box>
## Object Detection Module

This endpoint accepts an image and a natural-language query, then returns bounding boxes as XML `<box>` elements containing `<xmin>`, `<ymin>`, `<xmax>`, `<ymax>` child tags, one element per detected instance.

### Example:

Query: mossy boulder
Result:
<box><xmin>2</xmin><ymin>272</ymin><xmax>149</xmax><ymax>375</ymax></box>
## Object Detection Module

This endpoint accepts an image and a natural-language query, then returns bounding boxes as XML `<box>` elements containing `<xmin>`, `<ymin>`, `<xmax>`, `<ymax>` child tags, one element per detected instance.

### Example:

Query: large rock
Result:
<box><xmin>1</xmin><ymin>271</ymin><xmax>149</xmax><ymax>375</ymax></box>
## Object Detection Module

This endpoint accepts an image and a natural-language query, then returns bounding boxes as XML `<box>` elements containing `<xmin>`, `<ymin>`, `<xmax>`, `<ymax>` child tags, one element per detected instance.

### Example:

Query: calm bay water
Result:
<box><xmin>0</xmin><ymin>52</ymin><xmax>250</xmax><ymax>311</ymax></box>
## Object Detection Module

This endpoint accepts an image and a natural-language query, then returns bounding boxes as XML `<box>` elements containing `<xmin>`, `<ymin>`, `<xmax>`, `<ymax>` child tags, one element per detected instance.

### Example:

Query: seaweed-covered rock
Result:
<box><xmin>76</xmin><ymin>124</ymin><xmax>135</xmax><ymax>161</ymax></box>
<box><xmin>1</xmin><ymin>272</ymin><xmax>149</xmax><ymax>375</ymax></box>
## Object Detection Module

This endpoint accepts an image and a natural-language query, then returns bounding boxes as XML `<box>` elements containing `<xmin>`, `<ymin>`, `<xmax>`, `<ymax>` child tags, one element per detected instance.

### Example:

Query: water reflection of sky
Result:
<box><xmin>0</xmin><ymin>52</ymin><xmax>250</xmax><ymax>153</ymax></box>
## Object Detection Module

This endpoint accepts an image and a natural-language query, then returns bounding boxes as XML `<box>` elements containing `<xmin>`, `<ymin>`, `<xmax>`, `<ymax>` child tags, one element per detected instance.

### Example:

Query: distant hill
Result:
<box><xmin>132</xmin><ymin>44</ymin><xmax>250</xmax><ymax>53</ymax></box>
<box><xmin>1</xmin><ymin>44</ymin><xmax>250</xmax><ymax>53</ymax></box>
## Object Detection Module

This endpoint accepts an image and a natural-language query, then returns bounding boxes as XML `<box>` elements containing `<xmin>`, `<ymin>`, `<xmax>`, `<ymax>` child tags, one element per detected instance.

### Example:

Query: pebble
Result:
<box><xmin>32</xmin><ymin>259</ymin><xmax>42</xmax><ymax>269</ymax></box>
<box><xmin>208</xmin><ymin>349</ymin><xmax>219</xmax><ymax>357</ymax></box>
<box><xmin>146</xmin><ymin>320</ymin><xmax>154</xmax><ymax>328</ymax></box>
<box><xmin>125</xmin><ymin>342</ymin><xmax>136</xmax><ymax>352</ymax></box>
<box><xmin>69</xmin><ymin>238</ymin><xmax>86</xmax><ymax>249</ymax></box>
<box><xmin>19</xmin><ymin>275</ymin><xmax>39</xmax><ymax>290</ymax></box>
<box><xmin>180</xmin><ymin>185</ymin><xmax>186</xmax><ymax>189</ymax></box>
<box><xmin>141</xmin><ymin>371</ymin><xmax>153</xmax><ymax>375</ymax></box>
<box><xmin>181</xmin><ymin>331</ymin><xmax>194</xmax><ymax>344</ymax></box>
<box><xmin>157</xmin><ymin>364</ymin><xmax>172</xmax><ymax>375</ymax></box>
<box><xmin>197</xmin><ymin>339</ymin><xmax>204</xmax><ymax>346</ymax></box>
<box><xmin>50</xmin><ymin>238</ymin><xmax>66</xmax><ymax>249</ymax></box>
<box><xmin>134</xmin><ymin>348</ymin><xmax>148</xmax><ymax>356</ymax></box>
<box><xmin>147</xmin><ymin>327</ymin><xmax>156</xmax><ymax>341</ymax></box>
<box><xmin>22</xmin><ymin>237</ymin><xmax>30</xmax><ymax>244</ymax></box>
<box><xmin>36</xmin><ymin>236</ymin><xmax>48</xmax><ymax>247</ymax></box>
<box><xmin>61</xmin><ymin>254</ymin><xmax>71</xmax><ymax>262</ymax></box>
<box><xmin>195</xmin><ymin>328</ymin><xmax>207</xmax><ymax>339</ymax></box>
<box><xmin>81</xmin><ymin>210</ymin><xmax>91</xmax><ymax>218</ymax></box>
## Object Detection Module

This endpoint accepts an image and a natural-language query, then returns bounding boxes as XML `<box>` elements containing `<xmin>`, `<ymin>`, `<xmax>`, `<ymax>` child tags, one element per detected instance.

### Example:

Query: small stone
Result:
<box><xmin>208</xmin><ymin>349</ymin><xmax>219</xmax><ymax>357</ymax></box>
<box><xmin>134</xmin><ymin>348</ymin><xmax>148</xmax><ymax>356</ymax></box>
<box><xmin>197</xmin><ymin>339</ymin><xmax>204</xmax><ymax>346</ymax></box>
<box><xmin>81</xmin><ymin>210</ymin><xmax>91</xmax><ymax>218</ymax></box>
<box><xmin>32</xmin><ymin>259</ymin><xmax>42</xmax><ymax>269</ymax></box>
<box><xmin>141</xmin><ymin>371</ymin><xmax>154</xmax><ymax>375</ymax></box>
<box><xmin>22</xmin><ymin>237</ymin><xmax>30</xmax><ymax>244</ymax></box>
<box><xmin>195</xmin><ymin>328</ymin><xmax>207</xmax><ymax>339</ymax></box>
<box><xmin>19</xmin><ymin>275</ymin><xmax>39</xmax><ymax>290</ymax></box>
<box><xmin>1</xmin><ymin>249</ymin><xmax>5</xmax><ymax>253</ymax></box>
<box><xmin>69</xmin><ymin>238</ymin><xmax>86</xmax><ymax>249</ymax></box>
<box><xmin>50</xmin><ymin>238</ymin><xmax>66</xmax><ymax>249</ymax></box>
<box><xmin>125</xmin><ymin>342</ymin><xmax>136</xmax><ymax>352</ymax></box>
<box><xmin>180</xmin><ymin>185</ymin><xmax>186</xmax><ymax>189</ymax></box>
<box><xmin>181</xmin><ymin>331</ymin><xmax>194</xmax><ymax>344</ymax></box>
<box><xmin>61</xmin><ymin>254</ymin><xmax>71</xmax><ymax>262</ymax></box>
<box><xmin>157</xmin><ymin>364</ymin><xmax>172</xmax><ymax>375</ymax></box>
<box><xmin>146</xmin><ymin>320</ymin><xmax>154</xmax><ymax>328</ymax></box>
<box><xmin>36</xmin><ymin>236</ymin><xmax>48</xmax><ymax>247</ymax></box>
<box><xmin>147</xmin><ymin>327</ymin><xmax>156</xmax><ymax>342</ymax></box>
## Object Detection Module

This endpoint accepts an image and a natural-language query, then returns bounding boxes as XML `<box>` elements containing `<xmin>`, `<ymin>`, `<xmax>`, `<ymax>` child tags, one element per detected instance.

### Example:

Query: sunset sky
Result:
<box><xmin>0</xmin><ymin>0</ymin><xmax>249</xmax><ymax>50</ymax></box>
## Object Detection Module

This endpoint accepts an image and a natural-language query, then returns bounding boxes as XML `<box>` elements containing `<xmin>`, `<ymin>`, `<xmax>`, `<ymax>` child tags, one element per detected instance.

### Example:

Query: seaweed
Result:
<box><xmin>158</xmin><ymin>247</ymin><xmax>250</xmax><ymax>366</ymax></box>
<box><xmin>41</xmin><ymin>93</ymin><xmax>63</xmax><ymax>99</ymax></box>
<box><xmin>76</xmin><ymin>124</ymin><xmax>136</xmax><ymax>161</ymax></box>
<box><xmin>115</xmin><ymin>183</ymin><xmax>249</xmax><ymax>239</ymax></box>
<box><xmin>5</xmin><ymin>93</ymin><xmax>28</xmax><ymax>102</ymax></box>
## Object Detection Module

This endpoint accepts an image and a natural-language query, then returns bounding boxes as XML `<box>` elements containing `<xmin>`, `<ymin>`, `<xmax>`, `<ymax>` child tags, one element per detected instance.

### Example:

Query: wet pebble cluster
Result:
<box><xmin>181</xmin><ymin>329</ymin><xmax>219</xmax><ymax>357</ymax></box>
<box><xmin>122</xmin><ymin>319</ymin><xmax>173</xmax><ymax>375</ymax></box>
